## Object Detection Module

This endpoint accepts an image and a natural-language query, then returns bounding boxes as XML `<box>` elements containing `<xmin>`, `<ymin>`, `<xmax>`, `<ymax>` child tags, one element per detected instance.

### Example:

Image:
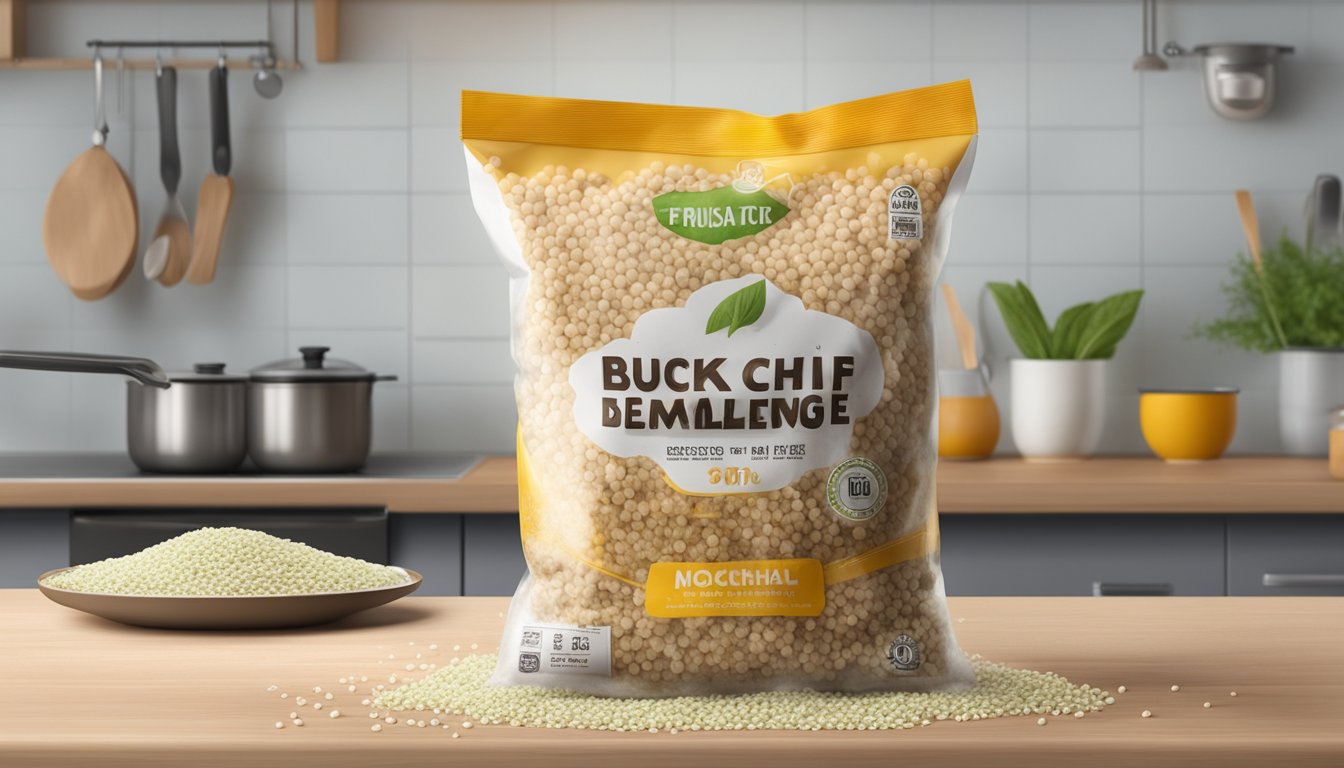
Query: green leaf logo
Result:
<box><xmin>706</xmin><ymin>280</ymin><xmax>767</xmax><ymax>337</ymax></box>
<box><xmin>652</xmin><ymin>186</ymin><xmax>789</xmax><ymax>245</ymax></box>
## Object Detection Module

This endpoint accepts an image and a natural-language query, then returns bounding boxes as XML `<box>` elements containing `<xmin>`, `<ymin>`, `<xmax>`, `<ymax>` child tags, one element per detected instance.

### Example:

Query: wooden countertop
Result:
<box><xmin>2</xmin><ymin>454</ymin><xmax>1344</xmax><ymax>514</ymax></box>
<box><xmin>0</xmin><ymin>592</ymin><xmax>1339</xmax><ymax>767</ymax></box>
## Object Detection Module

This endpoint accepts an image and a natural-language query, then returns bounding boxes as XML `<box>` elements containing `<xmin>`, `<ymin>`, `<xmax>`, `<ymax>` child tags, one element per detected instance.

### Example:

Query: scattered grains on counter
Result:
<box><xmin>1117</xmin><ymin>686</ymin><xmax>1126</xmax><ymax>694</ymax></box>
<box><xmin>371</xmin><ymin>724</ymin><xmax>383</xmax><ymax>733</ymax></box>
<box><xmin>280</xmin><ymin>693</ymin><xmax>288</xmax><ymax>699</ymax></box>
<box><xmin>372</xmin><ymin>654</ymin><xmax>1111</xmax><ymax>732</ymax></box>
<box><xmin>1036</xmin><ymin>718</ymin><xmax>1047</xmax><ymax>726</ymax></box>
<box><xmin>275</xmin><ymin>722</ymin><xmax>284</xmax><ymax>730</ymax></box>
<box><xmin>330</xmin><ymin>710</ymin><xmax>342</xmax><ymax>719</ymax></box>
<box><xmin>1170</xmin><ymin>685</ymin><xmax>1180</xmax><ymax>692</ymax></box>
<box><xmin>325</xmin><ymin>692</ymin><xmax>334</xmax><ymax>700</ymax></box>
<box><xmin>452</xmin><ymin>732</ymin><xmax>460</xmax><ymax>739</ymax></box>
<box><xmin>1141</xmin><ymin>710</ymin><xmax>1153</xmax><ymax>718</ymax></box>
<box><xmin>39</xmin><ymin>527</ymin><xmax>409</xmax><ymax>596</ymax></box>
<box><xmin>1230</xmin><ymin>691</ymin><xmax>1238</xmax><ymax>697</ymax></box>
<box><xmin>313</xmin><ymin>702</ymin><xmax>322</xmax><ymax>711</ymax></box>
<box><xmin>1074</xmin><ymin>711</ymin><xmax>1085</xmax><ymax>719</ymax></box>
<box><xmin>296</xmin><ymin>697</ymin><xmax>307</xmax><ymax>706</ymax></box>
<box><xmin>1203</xmin><ymin>702</ymin><xmax>1212</xmax><ymax>709</ymax></box>
<box><xmin>292</xmin><ymin>718</ymin><xmax>304</xmax><ymax>727</ymax></box>
<box><xmin>289</xmin><ymin>711</ymin><xmax>298</xmax><ymax>719</ymax></box>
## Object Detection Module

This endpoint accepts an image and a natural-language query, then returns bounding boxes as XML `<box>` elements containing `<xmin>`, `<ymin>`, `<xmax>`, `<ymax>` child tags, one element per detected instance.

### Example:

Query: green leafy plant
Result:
<box><xmin>987</xmin><ymin>281</ymin><xmax>1144</xmax><ymax>360</ymax></box>
<box><xmin>1195</xmin><ymin>235</ymin><xmax>1344</xmax><ymax>352</ymax></box>
<box><xmin>706</xmin><ymin>280</ymin><xmax>766</xmax><ymax>337</ymax></box>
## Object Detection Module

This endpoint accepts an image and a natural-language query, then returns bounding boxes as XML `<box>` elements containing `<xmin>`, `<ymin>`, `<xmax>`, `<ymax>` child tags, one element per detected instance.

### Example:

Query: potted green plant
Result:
<box><xmin>1196</xmin><ymin>234</ymin><xmax>1344</xmax><ymax>455</ymax></box>
<box><xmin>988</xmin><ymin>281</ymin><xmax>1144</xmax><ymax>459</ymax></box>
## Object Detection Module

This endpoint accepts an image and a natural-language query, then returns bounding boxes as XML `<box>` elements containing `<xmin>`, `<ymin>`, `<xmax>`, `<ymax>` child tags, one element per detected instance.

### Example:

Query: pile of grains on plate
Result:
<box><xmin>40</xmin><ymin>527</ymin><xmax>408</xmax><ymax>596</ymax></box>
<box><xmin>371</xmin><ymin>654</ymin><xmax>1113</xmax><ymax>732</ymax></box>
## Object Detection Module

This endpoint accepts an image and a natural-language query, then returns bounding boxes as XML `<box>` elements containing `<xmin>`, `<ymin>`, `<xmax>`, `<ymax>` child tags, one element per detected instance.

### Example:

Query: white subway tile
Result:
<box><xmin>0</xmin><ymin>71</ymin><xmax>104</xmax><ymax>126</ymax></box>
<box><xmin>1027</xmin><ymin>1</ymin><xmax>1136</xmax><ymax>61</ymax></box>
<box><xmin>0</xmin><ymin>266</ymin><xmax>74</xmax><ymax>329</ymax></box>
<box><xmin>411</xmin><ymin>384</ymin><xmax>517</xmax><ymax>453</ymax></box>
<box><xmin>1142</xmin><ymin>122</ymin><xmax>1325</xmax><ymax>193</ymax></box>
<box><xmin>411</xmin><ymin>60</ymin><xmax>554</xmax><ymax>127</ymax></box>
<box><xmin>287</xmin><ymin>330</ymin><xmax>409</xmax><ymax>381</ymax></box>
<box><xmin>276</xmin><ymin>62</ymin><xmax>409</xmax><ymax>128</ymax></box>
<box><xmin>932</xmin><ymin>60</ymin><xmax>1027</xmax><ymax>127</ymax></box>
<box><xmin>130</xmin><ymin>65</ymin><xmax>285</xmax><ymax>132</ymax></box>
<box><xmin>1143</xmin><ymin>192</ymin><xmax>1303</xmax><ymax>267</ymax></box>
<box><xmin>932</xmin><ymin>2</ymin><xmax>1027</xmax><ymax>61</ymax></box>
<box><xmin>557</xmin><ymin>2</ymin><xmax>674</xmax><ymax>60</ymax></box>
<box><xmin>947</xmin><ymin>194</ymin><xmax>1028</xmax><ymax>266</ymax></box>
<box><xmin>286</xmin><ymin>130</ymin><xmax>407</xmax><ymax>192</ymax></box>
<box><xmin>1030</xmin><ymin>129</ymin><xmax>1139</xmax><ymax>192</ymax></box>
<box><xmin>0</xmin><ymin>126</ymin><xmax>114</xmax><ymax>192</ymax></box>
<box><xmin>412</xmin><ymin>264</ymin><xmax>511</xmax><ymax>338</ymax></box>
<box><xmin>805</xmin><ymin>1</ymin><xmax>931</xmax><ymax>61</ymax></box>
<box><xmin>411</xmin><ymin>126</ymin><xmax>459</xmax><ymax>192</ymax></box>
<box><xmin>1030</xmin><ymin>194</ymin><xmax>1141</xmax><ymax>265</ymax></box>
<box><xmin>373</xmin><ymin>384</ymin><xmax>411</xmax><ymax>451</ymax></box>
<box><xmin>0</xmin><ymin>192</ymin><xmax>48</xmax><ymax>264</ymax></box>
<box><xmin>67</xmin><ymin>375</ymin><xmax>125</xmax><ymax>451</ymax></box>
<box><xmin>1307</xmin><ymin>3</ymin><xmax>1344</xmax><ymax>65</ymax></box>
<box><xmin>1028</xmin><ymin>264</ymin><xmax>1144</xmax><ymax>320</ymax></box>
<box><xmin>966</xmin><ymin>128</ymin><xmax>1027</xmax><ymax>193</ymax></box>
<box><xmin>288</xmin><ymin>266</ymin><xmax>408</xmax><ymax>329</ymax></box>
<box><xmin>676</xmin><ymin>60</ymin><xmax>806</xmax><ymax>114</ymax></box>
<box><xmin>412</xmin><ymin>193</ymin><xmax>497</xmax><ymax>265</ymax></box>
<box><xmin>413</xmin><ymin>339</ymin><xmax>515</xmax><ymax>384</ymax></box>
<box><xmin>1030</xmin><ymin>61</ymin><xmax>1140</xmax><ymax>128</ymax></box>
<box><xmin>803</xmin><ymin>61</ymin><xmax>933</xmax><ymax>110</ymax></box>
<box><xmin>673</xmin><ymin>1</ymin><xmax>804</xmax><ymax>60</ymax></box>
<box><xmin>1165</xmin><ymin>2</ymin><xmax>1310</xmax><ymax>56</ymax></box>
<box><xmin>287</xmin><ymin>194</ymin><xmax>408</xmax><ymax>265</ymax></box>
<box><xmin>133</xmin><ymin>129</ymin><xmax>286</xmax><ymax>197</ymax></box>
<box><xmin>555</xmin><ymin>60</ymin><xmax>674</xmax><ymax>103</ymax></box>
<box><xmin>220</xmin><ymin>192</ymin><xmax>288</xmax><ymax>266</ymax></box>
<box><xmin>0</xmin><ymin>329</ymin><xmax>72</xmax><ymax>452</ymax></box>
<box><xmin>72</xmin><ymin>265</ymin><xmax>287</xmax><ymax>333</ymax></box>
<box><xmin>411</xmin><ymin>1</ymin><xmax>553</xmax><ymax>61</ymax></box>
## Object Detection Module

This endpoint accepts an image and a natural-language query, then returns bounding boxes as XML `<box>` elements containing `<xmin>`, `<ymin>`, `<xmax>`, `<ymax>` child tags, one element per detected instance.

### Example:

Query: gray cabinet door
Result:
<box><xmin>463</xmin><ymin>515</ymin><xmax>528</xmax><ymax>596</ymax></box>
<box><xmin>939</xmin><ymin>514</ymin><xmax>1226</xmax><ymax>596</ymax></box>
<box><xmin>1227</xmin><ymin>515</ymin><xmax>1344</xmax><ymax>596</ymax></box>
<box><xmin>389</xmin><ymin>514</ymin><xmax>463</xmax><ymax>596</ymax></box>
<box><xmin>0</xmin><ymin>511</ymin><xmax>69</xmax><ymax>588</ymax></box>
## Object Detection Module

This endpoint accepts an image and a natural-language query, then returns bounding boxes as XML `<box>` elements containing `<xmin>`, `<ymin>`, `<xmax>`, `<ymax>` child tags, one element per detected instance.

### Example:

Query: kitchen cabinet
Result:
<box><xmin>1227</xmin><ymin>515</ymin><xmax>1344</xmax><ymax>596</ymax></box>
<box><xmin>0</xmin><ymin>511</ymin><xmax>66</xmax><ymax>587</ymax></box>
<box><xmin>939</xmin><ymin>514</ymin><xmax>1226</xmax><ymax>596</ymax></box>
<box><xmin>388</xmin><ymin>513</ymin><xmax>462</xmax><ymax>597</ymax></box>
<box><xmin>463</xmin><ymin>514</ymin><xmax>527</xmax><ymax>596</ymax></box>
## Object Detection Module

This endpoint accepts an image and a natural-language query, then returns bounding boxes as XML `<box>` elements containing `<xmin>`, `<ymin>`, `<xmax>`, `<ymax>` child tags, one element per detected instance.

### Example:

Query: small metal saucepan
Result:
<box><xmin>0</xmin><ymin>350</ymin><xmax>247</xmax><ymax>473</ymax></box>
<box><xmin>247</xmin><ymin>346</ymin><xmax>397</xmax><ymax>473</ymax></box>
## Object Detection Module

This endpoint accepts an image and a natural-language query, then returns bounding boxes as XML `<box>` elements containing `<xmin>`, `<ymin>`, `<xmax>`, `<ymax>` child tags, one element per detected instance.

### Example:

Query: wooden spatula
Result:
<box><xmin>1234</xmin><ymin>189</ymin><xmax>1287</xmax><ymax>348</ymax></box>
<box><xmin>941</xmin><ymin>283</ymin><xmax>979</xmax><ymax>370</ymax></box>
<box><xmin>43</xmin><ymin>55</ymin><xmax>137</xmax><ymax>301</ymax></box>
<box><xmin>187</xmin><ymin>60</ymin><xmax>234</xmax><ymax>286</ymax></box>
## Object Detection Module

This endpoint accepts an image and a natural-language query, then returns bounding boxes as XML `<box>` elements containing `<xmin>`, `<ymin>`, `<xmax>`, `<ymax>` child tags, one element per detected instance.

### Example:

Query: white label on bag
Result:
<box><xmin>517</xmin><ymin>624</ymin><xmax>611</xmax><ymax>676</ymax></box>
<box><xmin>888</xmin><ymin>184</ymin><xmax>923</xmax><ymax>241</ymax></box>
<box><xmin>569</xmin><ymin>276</ymin><xmax>884</xmax><ymax>494</ymax></box>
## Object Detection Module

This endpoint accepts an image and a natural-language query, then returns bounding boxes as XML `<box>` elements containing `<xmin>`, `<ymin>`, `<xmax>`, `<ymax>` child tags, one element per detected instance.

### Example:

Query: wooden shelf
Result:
<box><xmin>1</xmin><ymin>0</ymin><xmax>341</xmax><ymax>70</ymax></box>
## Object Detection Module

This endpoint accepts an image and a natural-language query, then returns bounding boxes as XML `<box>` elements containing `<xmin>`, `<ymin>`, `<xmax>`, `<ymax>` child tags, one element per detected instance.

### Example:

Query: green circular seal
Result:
<box><xmin>826</xmin><ymin>457</ymin><xmax>887</xmax><ymax>521</ymax></box>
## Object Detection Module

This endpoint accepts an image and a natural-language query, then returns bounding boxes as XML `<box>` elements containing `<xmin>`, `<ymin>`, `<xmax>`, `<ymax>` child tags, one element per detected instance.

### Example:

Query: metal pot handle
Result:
<box><xmin>0</xmin><ymin>350</ymin><xmax>171</xmax><ymax>389</ymax></box>
<box><xmin>375</xmin><ymin>374</ymin><xmax>399</xmax><ymax>382</ymax></box>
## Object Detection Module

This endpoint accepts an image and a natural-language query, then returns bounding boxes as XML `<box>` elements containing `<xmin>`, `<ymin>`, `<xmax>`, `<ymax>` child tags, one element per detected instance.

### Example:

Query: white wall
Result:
<box><xmin>1</xmin><ymin>0</ymin><xmax>1340</xmax><ymax>456</ymax></box>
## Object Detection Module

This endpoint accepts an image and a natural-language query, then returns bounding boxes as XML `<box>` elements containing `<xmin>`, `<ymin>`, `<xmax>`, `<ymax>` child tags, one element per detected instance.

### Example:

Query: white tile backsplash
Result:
<box><xmin>288</xmin><ymin>194</ymin><xmax>409</xmax><ymax>265</ymax></box>
<box><xmin>1</xmin><ymin>0</ymin><xmax>1339</xmax><ymax>456</ymax></box>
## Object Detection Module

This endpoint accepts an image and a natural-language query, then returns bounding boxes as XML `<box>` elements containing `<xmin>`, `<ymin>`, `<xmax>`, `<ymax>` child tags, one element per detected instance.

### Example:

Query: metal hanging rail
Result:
<box><xmin>86</xmin><ymin>40</ymin><xmax>275</xmax><ymax>51</ymax></box>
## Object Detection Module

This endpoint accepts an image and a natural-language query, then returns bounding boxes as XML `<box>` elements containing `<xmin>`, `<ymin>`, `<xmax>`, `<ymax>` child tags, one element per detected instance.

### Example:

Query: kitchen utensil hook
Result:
<box><xmin>154</xmin><ymin>49</ymin><xmax>162</xmax><ymax>77</ymax></box>
<box><xmin>115</xmin><ymin>47</ymin><xmax>125</xmax><ymax>115</ymax></box>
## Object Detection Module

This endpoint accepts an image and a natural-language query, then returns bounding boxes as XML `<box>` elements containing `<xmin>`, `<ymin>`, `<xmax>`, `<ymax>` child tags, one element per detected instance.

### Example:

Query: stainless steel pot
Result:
<box><xmin>0</xmin><ymin>351</ymin><xmax>248</xmax><ymax>473</ymax></box>
<box><xmin>247</xmin><ymin>346</ymin><xmax>396</xmax><ymax>473</ymax></box>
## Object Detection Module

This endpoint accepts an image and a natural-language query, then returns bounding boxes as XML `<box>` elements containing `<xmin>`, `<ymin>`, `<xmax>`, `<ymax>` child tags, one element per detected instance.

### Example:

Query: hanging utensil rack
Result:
<box><xmin>78</xmin><ymin>39</ymin><xmax>297</xmax><ymax>72</ymax></box>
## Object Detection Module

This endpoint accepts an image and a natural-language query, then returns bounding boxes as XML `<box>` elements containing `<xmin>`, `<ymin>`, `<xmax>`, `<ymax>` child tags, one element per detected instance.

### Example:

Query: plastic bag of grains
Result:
<box><xmin>461</xmin><ymin>82</ymin><xmax>979</xmax><ymax>696</ymax></box>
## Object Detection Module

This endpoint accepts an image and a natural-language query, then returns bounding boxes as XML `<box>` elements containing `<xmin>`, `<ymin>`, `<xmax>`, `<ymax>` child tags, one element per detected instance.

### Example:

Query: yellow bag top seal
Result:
<box><xmin>461</xmin><ymin>81</ymin><xmax>977</xmax><ymax>157</ymax></box>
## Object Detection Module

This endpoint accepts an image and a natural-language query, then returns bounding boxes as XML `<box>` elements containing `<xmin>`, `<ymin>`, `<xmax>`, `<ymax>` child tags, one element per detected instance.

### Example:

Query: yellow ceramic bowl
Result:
<box><xmin>1139</xmin><ymin>388</ymin><xmax>1239</xmax><ymax>462</ymax></box>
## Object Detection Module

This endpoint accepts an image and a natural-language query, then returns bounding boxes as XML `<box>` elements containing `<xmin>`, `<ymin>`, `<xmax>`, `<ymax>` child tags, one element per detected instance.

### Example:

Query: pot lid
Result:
<box><xmin>250</xmin><ymin>346</ymin><xmax>377</xmax><ymax>383</ymax></box>
<box><xmin>166</xmin><ymin>362</ymin><xmax>247</xmax><ymax>383</ymax></box>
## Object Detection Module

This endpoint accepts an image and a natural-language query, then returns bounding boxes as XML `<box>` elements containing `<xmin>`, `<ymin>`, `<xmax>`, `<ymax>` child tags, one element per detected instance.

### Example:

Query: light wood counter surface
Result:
<box><xmin>0</xmin><ymin>592</ymin><xmax>1339</xmax><ymax>767</ymax></box>
<box><xmin>2</xmin><ymin>454</ymin><xmax>1344</xmax><ymax>514</ymax></box>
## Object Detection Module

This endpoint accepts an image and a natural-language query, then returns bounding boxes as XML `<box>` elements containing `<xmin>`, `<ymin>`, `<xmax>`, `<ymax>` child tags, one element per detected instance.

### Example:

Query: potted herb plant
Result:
<box><xmin>988</xmin><ymin>281</ymin><xmax>1144</xmax><ymax>460</ymax></box>
<box><xmin>1196</xmin><ymin>234</ymin><xmax>1344</xmax><ymax>455</ymax></box>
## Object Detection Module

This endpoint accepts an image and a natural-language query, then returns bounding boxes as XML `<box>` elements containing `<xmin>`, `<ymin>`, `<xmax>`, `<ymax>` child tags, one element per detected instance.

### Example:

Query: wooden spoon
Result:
<box><xmin>43</xmin><ymin>55</ymin><xmax>137</xmax><ymax>301</ymax></box>
<box><xmin>187</xmin><ymin>60</ymin><xmax>234</xmax><ymax>286</ymax></box>
<box><xmin>941</xmin><ymin>283</ymin><xmax>979</xmax><ymax>370</ymax></box>
<box><xmin>1234</xmin><ymin>188</ymin><xmax>1287</xmax><ymax>347</ymax></box>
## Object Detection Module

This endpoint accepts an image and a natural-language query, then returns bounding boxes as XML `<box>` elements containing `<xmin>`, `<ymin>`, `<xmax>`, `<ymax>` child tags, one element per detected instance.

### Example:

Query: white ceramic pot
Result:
<box><xmin>1278</xmin><ymin>348</ymin><xmax>1344</xmax><ymax>456</ymax></box>
<box><xmin>1010</xmin><ymin>359</ymin><xmax>1107</xmax><ymax>459</ymax></box>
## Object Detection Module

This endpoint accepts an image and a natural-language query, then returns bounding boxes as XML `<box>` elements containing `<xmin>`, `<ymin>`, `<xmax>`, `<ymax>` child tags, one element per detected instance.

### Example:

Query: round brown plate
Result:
<box><xmin>36</xmin><ymin>567</ymin><xmax>422</xmax><ymax>630</ymax></box>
